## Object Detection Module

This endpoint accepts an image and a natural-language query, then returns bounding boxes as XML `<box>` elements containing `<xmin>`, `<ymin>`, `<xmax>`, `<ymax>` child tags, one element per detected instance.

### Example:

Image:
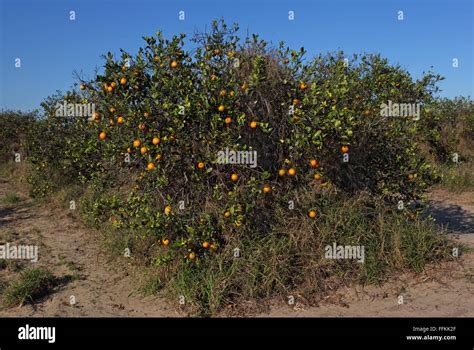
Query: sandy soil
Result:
<box><xmin>0</xmin><ymin>176</ymin><xmax>472</xmax><ymax>317</ymax></box>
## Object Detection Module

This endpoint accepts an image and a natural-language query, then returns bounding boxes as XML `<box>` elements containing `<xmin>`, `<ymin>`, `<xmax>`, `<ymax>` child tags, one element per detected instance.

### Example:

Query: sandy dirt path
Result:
<box><xmin>0</xmin><ymin>175</ymin><xmax>472</xmax><ymax>317</ymax></box>
<box><xmin>0</xmin><ymin>177</ymin><xmax>176</xmax><ymax>317</ymax></box>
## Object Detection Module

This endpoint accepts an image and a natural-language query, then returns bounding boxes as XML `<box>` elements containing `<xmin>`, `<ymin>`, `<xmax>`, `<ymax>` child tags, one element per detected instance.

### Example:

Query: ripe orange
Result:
<box><xmin>202</xmin><ymin>241</ymin><xmax>210</xmax><ymax>249</ymax></box>
<box><xmin>79</xmin><ymin>84</ymin><xmax>85</xmax><ymax>90</ymax></box>
<box><xmin>408</xmin><ymin>174</ymin><xmax>414</xmax><ymax>180</ymax></box>
<box><xmin>218</xmin><ymin>105</ymin><xmax>225</xmax><ymax>112</ymax></box>
<box><xmin>197</xmin><ymin>162</ymin><xmax>205</xmax><ymax>169</ymax></box>
<box><xmin>308</xmin><ymin>210</ymin><xmax>317</xmax><ymax>218</ymax></box>
<box><xmin>224</xmin><ymin>211</ymin><xmax>231</xmax><ymax>218</ymax></box>
<box><xmin>93</xmin><ymin>112</ymin><xmax>100</xmax><ymax>120</ymax></box>
<box><xmin>188</xmin><ymin>252</ymin><xmax>196</xmax><ymax>260</ymax></box>
<box><xmin>227</xmin><ymin>51</ymin><xmax>236</xmax><ymax>58</ymax></box>
<box><xmin>155</xmin><ymin>153</ymin><xmax>162</xmax><ymax>161</ymax></box>
<box><xmin>127</xmin><ymin>148</ymin><xmax>131</xmax><ymax>154</ymax></box>
<box><xmin>170</xmin><ymin>61</ymin><xmax>178</xmax><ymax>68</ymax></box>
<box><xmin>288</xmin><ymin>168</ymin><xmax>296</xmax><ymax>176</ymax></box>
<box><xmin>99</xmin><ymin>132</ymin><xmax>106</xmax><ymax>140</ymax></box>
<box><xmin>225</xmin><ymin>117</ymin><xmax>232</xmax><ymax>124</ymax></box>
<box><xmin>120</xmin><ymin>77</ymin><xmax>127</xmax><ymax>85</ymax></box>
<box><xmin>133</xmin><ymin>139</ymin><xmax>141</xmax><ymax>148</ymax></box>
<box><xmin>213</xmin><ymin>49</ymin><xmax>220</xmax><ymax>56</ymax></box>
<box><xmin>219</xmin><ymin>89</ymin><xmax>227</xmax><ymax>96</ymax></box>
<box><xmin>164</xmin><ymin>206</ymin><xmax>172</xmax><ymax>215</ymax></box>
<box><xmin>278</xmin><ymin>169</ymin><xmax>286</xmax><ymax>177</ymax></box>
<box><xmin>229</xmin><ymin>91</ymin><xmax>235</xmax><ymax>97</ymax></box>
<box><xmin>292</xmin><ymin>99</ymin><xmax>299</xmax><ymax>105</ymax></box>
<box><xmin>138</xmin><ymin>123</ymin><xmax>145</xmax><ymax>130</ymax></box>
<box><xmin>154</xmin><ymin>55</ymin><xmax>159</xmax><ymax>62</ymax></box>
<box><xmin>143</xmin><ymin>112</ymin><xmax>149</xmax><ymax>117</ymax></box>
<box><xmin>300</xmin><ymin>82</ymin><xmax>307</xmax><ymax>90</ymax></box>
<box><xmin>309</xmin><ymin>159</ymin><xmax>319</xmax><ymax>168</ymax></box>
<box><xmin>152</xmin><ymin>137</ymin><xmax>160</xmax><ymax>145</ymax></box>
<box><xmin>109</xmin><ymin>119</ymin><xmax>114</xmax><ymax>125</ymax></box>
<box><xmin>110</xmin><ymin>82</ymin><xmax>117</xmax><ymax>88</ymax></box>
<box><xmin>162</xmin><ymin>238</ymin><xmax>170</xmax><ymax>246</ymax></box>
<box><xmin>117</xmin><ymin>116</ymin><xmax>124</xmax><ymax>124</ymax></box>
<box><xmin>106</xmin><ymin>86</ymin><xmax>113</xmax><ymax>92</ymax></box>
<box><xmin>262</xmin><ymin>185</ymin><xmax>271</xmax><ymax>193</ymax></box>
<box><xmin>314</xmin><ymin>174</ymin><xmax>321</xmax><ymax>181</ymax></box>
<box><xmin>140</xmin><ymin>147</ymin><xmax>148</xmax><ymax>154</ymax></box>
<box><xmin>109</xmin><ymin>107</ymin><xmax>116</xmax><ymax>113</ymax></box>
<box><xmin>231</xmin><ymin>173</ymin><xmax>239</xmax><ymax>182</ymax></box>
<box><xmin>341</xmin><ymin>145</ymin><xmax>349</xmax><ymax>153</ymax></box>
<box><xmin>211</xmin><ymin>74</ymin><xmax>218</xmax><ymax>81</ymax></box>
<box><xmin>147</xmin><ymin>162</ymin><xmax>155</xmax><ymax>171</ymax></box>
<box><xmin>250</xmin><ymin>121</ymin><xmax>257</xmax><ymax>129</ymax></box>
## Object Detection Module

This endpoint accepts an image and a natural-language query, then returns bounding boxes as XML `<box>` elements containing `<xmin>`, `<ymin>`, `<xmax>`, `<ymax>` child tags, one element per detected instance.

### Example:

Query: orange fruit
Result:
<box><xmin>225</xmin><ymin>117</ymin><xmax>232</xmax><ymax>124</ymax></box>
<box><xmin>262</xmin><ymin>185</ymin><xmax>271</xmax><ymax>193</ymax></box>
<box><xmin>292</xmin><ymin>99</ymin><xmax>299</xmax><ymax>105</ymax></box>
<box><xmin>127</xmin><ymin>148</ymin><xmax>131</xmax><ymax>153</ymax></box>
<box><xmin>197</xmin><ymin>162</ymin><xmax>205</xmax><ymax>169</ymax></box>
<box><xmin>133</xmin><ymin>139</ymin><xmax>141</xmax><ymax>148</ymax></box>
<box><xmin>93</xmin><ymin>112</ymin><xmax>100</xmax><ymax>120</ymax></box>
<box><xmin>211</xmin><ymin>74</ymin><xmax>218</xmax><ymax>81</ymax></box>
<box><xmin>314</xmin><ymin>174</ymin><xmax>321</xmax><ymax>181</ymax></box>
<box><xmin>202</xmin><ymin>242</ymin><xmax>210</xmax><ymax>249</ymax></box>
<box><xmin>229</xmin><ymin>91</ymin><xmax>235</xmax><ymax>97</ymax></box>
<box><xmin>170</xmin><ymin>61</ymin><xmax>178</xmax><ymax>68</ymax></box>
<box><xmin>117</xmin><ymin>116</ymin><xmax>124</xmax><ymax>124</ymax></box>
<box><xmin>106</xmin><ymin>86</ymin><xmax>113</xmax><ymax>92</ymax></box>
<box><xmin>219</xmin><ymin>89</ymin><xmax>227</xmax><ymax>96</ymax></box>
<box><xmin>109</xmin><ymin>107</ymin><xmax>116</xmax><ymax>113</ymax></box>
<box><xmin>278</xmin><ymin>169</ymin><xmax>286</xmax><ymax>177</ymax></box>
<box><xmin>79</xmin><ymin>84</ymin><xmax>85</xmax><ymax>90</ymax></box>
<box><xmin>143</xmin><ymin>112</ymin><xmax>149</xmax><ymax>117</ymax></box>
<box><xmin>120</xmin><ymin>77</ymin><xmax>127</xmax><ymax>85</ymax></box>
<box><xmin>140</xmin><ymin>147</ymin><xmax>148</xmax><ymax>154</ymax></box>
<box><xmin>162</xmin><ymin>238</ymin><xmax>170</xmax><ymax>246</ymax></box>
<box><xmin>154</xmin><ymin>55</ymin><xmax>159</xmax><ymax>62</ymax></box>
<box><xmin>408</xmin><ymin>174</ymin><xmax>414</xmax><ymax>180</ymax></box>
<box><xmin>188</xmin><ymin>252</ymin><xmax>196</xmax><ymax>260</ymax></box>
<box><xmin>309</xmin><ymin>159</ymin><xmax>318</xmax><ymax>168</ymax></box>
<box><xmin>155</xmin><ymin>153</ymin><xmax>162</xmax><ymax>161</ymax></box>
<box><xmin>250</xmin><ymin>121</ymin><xmax>257</xmax><ymax>129</ymax></box>
<box><xmin>288</xmin><ymin>168</ymin><xmax>296</xmax><ymax>176</ymax></box>
<box><xmin>147</xmin><ymin>162</ymin><xmax>155</xmax><ymax>170</ymax></box>
<box><xmin>308</xmin><ymin>210</ymin><xmax>317</xmax><ymax>218</ymax></box>
<box><xmin>152</xmin><ymin>137</ymin><xmax>160</xmax><ymax>145</ymax></box>
<box><xmin>164</xmin><ymin>206</ymin><xmax>172</xmax><ymax>215</ymax></box>
<box><xmin>210</xmin><ymin>243</ymin><xmax>218</xmax><ymax>250</ymax></box>
<box><xmin>109</xmin><ymin>119</ymin><xmax>114</xmax><ymax>125</ymax></box>
<box><xmin>227</xmin><ymin>51</ymin><xmax>236</xmax><ymax>58</ymax></box>
<box><xmin>213</xmin><ymin>49</ymin><xmax>220</xmax><ymax>56</ymax></box>
<box><xmin>110</xmin><ymin>82</ymin><xmax>117</xmax><ymax>88</ymax></box>
<box><xmin>231</xmin><ymin>173</ymin><xmax>239</xmax><ymax>182</ymax></box>
<box><xmin>300</xmin><ymin>82</ymin><xmax>307</xmax><ymax>90</ymax></box>
<box><xmin>224</xmin><ymin>211</ymin><xmax>231</xmax><ymax>218</ymax></box>
<box><xmin>218</xmin><ymin>105</ymin><xmax>225</xmax><ymax>112</ymax></box>
<box><xmin>99</xmin><ymin>132</ymin><xmax>106</xmax><ymax>140</ymax></box>
<box><xmin>341</xmin><ymin>145</ymin><xmax>349</xmax><ymax>153</ymax></box>
<box><xmin>138</xmin><ymin>123</ymin><xmax>145</xmax><ymax>130</ymax></box>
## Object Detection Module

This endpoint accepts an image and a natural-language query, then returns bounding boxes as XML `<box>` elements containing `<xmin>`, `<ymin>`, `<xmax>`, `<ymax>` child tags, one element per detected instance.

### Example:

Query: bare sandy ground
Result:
<box><xmin>0</xmin><ymin>176</ymin><xmax>472</xmax><ymax>317</ymax></box>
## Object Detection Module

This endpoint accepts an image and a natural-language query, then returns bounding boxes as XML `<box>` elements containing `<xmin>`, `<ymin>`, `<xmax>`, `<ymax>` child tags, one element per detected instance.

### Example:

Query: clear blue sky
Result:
<box><xmin>0</xmin><ymin>0</ymin><xmax>472</xmax><ymax>112</ymax></box>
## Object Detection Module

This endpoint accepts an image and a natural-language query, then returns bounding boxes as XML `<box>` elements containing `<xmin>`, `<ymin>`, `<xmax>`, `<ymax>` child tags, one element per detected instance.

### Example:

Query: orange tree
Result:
<box><xmin>29</xmin><ymin>20</ymin><xmax>444</xmax><ymax>266</ymax></box>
